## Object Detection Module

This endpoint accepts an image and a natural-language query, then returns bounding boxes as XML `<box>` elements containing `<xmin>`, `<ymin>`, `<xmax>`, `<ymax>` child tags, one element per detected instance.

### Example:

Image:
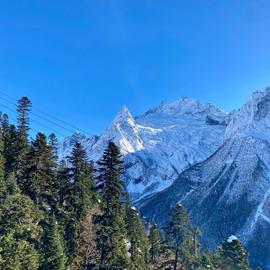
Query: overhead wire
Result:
<box><xmin>0</xmin><ymin>102</ymin><xmax>69</xmax><ymax>139</ymax></box>
<box><xmin>0</xmin><ymin>95</ymin><xmax>78</xmax><ymax>134</ymax></box>
<box><xmin>0</xmin><ymin>90</ymin><xmax>92</xmax><ymax>136</ymax></box>
<box><xmin>0</xmin><ymin>109</ymin><xmax>42</xmax><ymax>136</ymax></box>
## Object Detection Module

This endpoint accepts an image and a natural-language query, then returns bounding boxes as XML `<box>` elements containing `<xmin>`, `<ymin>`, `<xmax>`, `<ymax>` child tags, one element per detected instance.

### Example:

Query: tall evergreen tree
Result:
<box><xmin>55</xmin><ymin>160</ymin><xmax>71</xmax><ymax>220</ymax></box>
<box><xmin>0</xmin><ymin>126</ymin><xmax>6</xmax><ymax>200</ymax></box>
<box><xmin>192</xmin><ymin>226</ymin><xmax>202</xmax><ymax>269</ymax></box>
<box><xmin>1</xmin><ymin>113</ymin><xmax>10</xmax><ymax>154</ymax></box>
<box><xmin>149</xmin><ymin>221</ymin><xmax>161</xmax><ymax>264</ymax></box>
<box><xmin>48</xmin><ymin>133</ymin><xmax>58</xmax><ymax>162</ymax></box>
<box><xmin>23</xmin><ymin>132</ymin><xmax>57</xmax><ymax>211</ymax></box>
<box><xmin>3</xmin><ymin>124</ymin><xmax>17</xmax><ymax>175</ymax></box>
<box><xmin>17</xmin><ymin>96</ymin><xmax>32</xmax><ymax>134</ymax></box>
<box><xmin>96</xmin><ymin>142</ymin><xmax>130</xmax><ymax>270</ymax></box>
<box><xmin>15</xmin><ymin>97</ymin><xmax>32</xmax><ymax>183</ymax></box>
<box><xmin>1</xmin><ymin>113</ymin><xmax>9</xmax><ymax>134</ymax></box>
<box><xmin>66</xmin><ymin>142</ymin><xmax>96</xmax><ymax>264</ymax></box>
<box><xmin>22</xmin><ymin>133</ymin><xmax>65</xmax><ymax>269</ymax></box>
<box><xmin>45</xmin><ymin>217</ymin><xmax>67</xmax><ymax>270</ymax></box>
<box><xmin>166</xmin><ymin>204</ymin><xmax>194</xmax><ymax>270</ymax></box>
<box><xmin>125</xmin><ymin>202</ymin><xmax>149</xmax><ymax>270</ymax></box>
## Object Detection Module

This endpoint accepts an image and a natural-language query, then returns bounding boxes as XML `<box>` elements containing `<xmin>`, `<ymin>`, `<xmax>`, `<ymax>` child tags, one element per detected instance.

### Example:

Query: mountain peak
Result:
<box><xmin>138</xmin><ymin>96</ymin><xmax>226</xmax><ymax>123</ymax></box>
<box><xmin>225</xmin><ymin>87</ymin><xmax>270</xmax><ymax>141</ymax></box>
<box><xmin>121</xmin><ymin>105</ymin><xmax>130</xmax><ymax>114</ymax></box>
<box><xmin>113</xmin><ymin>105</ymin><xmax>133</xmax><ymax>123</ymax></box>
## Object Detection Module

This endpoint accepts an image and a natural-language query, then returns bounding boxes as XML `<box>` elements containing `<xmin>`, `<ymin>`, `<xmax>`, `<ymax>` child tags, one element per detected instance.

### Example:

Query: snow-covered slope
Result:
<box><xmin>59</xmin><ymin>97</ymin><xmax>227</xmax><ymax>199</ymax></box>
<box><xmin>58</xmin><ymin>132</ymin><xmax>99</xmax><ymax>161</ymax></box>
<box><xmin>138</xmin><ymin>87</ymin><xmax>270</xmax><ymax>269</ymax></box>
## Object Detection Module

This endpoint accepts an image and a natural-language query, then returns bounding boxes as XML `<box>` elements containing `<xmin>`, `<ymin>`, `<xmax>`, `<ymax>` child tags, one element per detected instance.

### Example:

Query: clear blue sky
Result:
<box><xmin>1</xmin><ymin>0</ymin><xmax>270</xmax><ymax>137</ymax></box>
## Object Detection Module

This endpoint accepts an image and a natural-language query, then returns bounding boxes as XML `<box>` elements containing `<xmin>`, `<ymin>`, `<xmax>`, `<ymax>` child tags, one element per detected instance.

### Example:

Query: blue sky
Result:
<box><xmin>1</xmin><ymin>0</ymin><xmax>270</xmax><ymax>137</ymax></box>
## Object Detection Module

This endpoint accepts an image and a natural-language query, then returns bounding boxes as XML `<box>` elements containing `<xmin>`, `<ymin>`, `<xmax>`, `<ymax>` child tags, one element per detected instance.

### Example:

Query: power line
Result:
<box><xmin>0</xmin><ymin>90</ymin><xmax>92</xmax><ymax>136</ymax></box>
<box><xmin>0</xmin><ymin>102</ymin><xmax>69</xmax><ymax>139</ymax></box>
<box><xmin>0</xmin><ymin>95</ymin><xmax>84</xmax><ymax>136</ymax></box>
<box><xmin>0</xmin><ymin>108</ymin><xmax>42</xmax><ymax>136</ymax></box>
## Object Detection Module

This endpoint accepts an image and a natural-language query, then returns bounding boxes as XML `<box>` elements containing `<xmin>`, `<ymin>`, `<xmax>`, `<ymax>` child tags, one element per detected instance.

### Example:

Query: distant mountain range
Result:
<box><xmin>59</xmin><ymin>87</ymin><xmax>270</xmax><ymax>269</ymax></box>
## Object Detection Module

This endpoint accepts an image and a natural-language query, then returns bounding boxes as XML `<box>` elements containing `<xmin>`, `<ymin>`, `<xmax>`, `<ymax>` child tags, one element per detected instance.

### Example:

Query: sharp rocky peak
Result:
<box><xmin>112</xmin><ymin>105</ymin><xmax>135</xmax><ymax>125</ymax></box>
<box><xmin>224</xmin><ymin>87</ymin><xmax>270</xmax><ymax>141</ymax></box>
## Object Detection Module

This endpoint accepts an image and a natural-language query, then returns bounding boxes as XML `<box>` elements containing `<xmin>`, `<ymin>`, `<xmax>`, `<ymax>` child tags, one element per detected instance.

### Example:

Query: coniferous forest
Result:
<box><xmin>0</xmin><ymin>97</ymin><xmax>256</xmax><ymax>269</ymax></box>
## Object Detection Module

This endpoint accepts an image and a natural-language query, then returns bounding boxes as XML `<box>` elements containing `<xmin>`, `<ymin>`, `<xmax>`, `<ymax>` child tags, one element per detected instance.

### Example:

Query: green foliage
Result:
<box><xmin>0</xmin><ymin>97</ymin><xmax>254</xmax><ymax>270</ymax></box>
<box><xmin>0</xmin><ymin>233</ymin><xmax>41</xmax><ymax>270</ymax></box>
<box><xmin>15</xmin><ymin>97</ymin><xmax>32</xmax><ymax>181</ymax></box>
<box><xmin>44</xmin><ymin>217</ymin><xmax>67</xmax><ymax>270</ymax></box>
<box><xmin>0</xmin><ymin>127</ymin><xmax>6</xmax><ymax>200</ymax></box>
<box><xmin>200</xmin><ymin>251</ymin><xmax>215</xmax><ymax>270</ymax></box>
<box><xmin>96</xmin><ymin>142</ymin><xmax>130</xmax><ymax>269</ymax></box>
<box><xmin>22</xmin><ymin>132</ymin><xmax>58</xmax><ymax>213</ymax></box>
<box><xmin>164</xmin><ymin>204</ymin><xmax>202</xmax><ymax>270</ymax></box>
<box><xmin>218</xmin><ymin>237</ymin><xmax>251</xmax><ymax>270</ymax></box>
<box><xmin>0</xmin><ymin>194</ymin><xmax>43</xmax><ymax>270</ymax></box>
<box><xmin>65</xmin><ymin>142</ymin><xmax>96</xmax><ymax>264</ymax></box>
<box><xmin>5</xmin><ymin>172</ymin><xmax>21</xmax><ymax>195</ymax></box>
<box><xmin>67</xmin><ymin>142</ymin><xmax>95</xmax><ymax>220</ymax></box>
<box><xmin>149</xmin><ymin>222</ymin><xmax>161</xmax><ymax>264</ymax></box>
<box><xmin>2</xmin><ymin>123</ymin><xmax>17</xmax><ymax>175</ymax></box>
<box><xmin>70</xmin><ymin>206</ymin><xmax>100</xmax><ymax>270</ymax></box>
<box><xmin>125</xmin><ymin>196</ymin><xmax>149</xmax><ymax>270</ymax></box>
<box><xmin>48</xmin><ymin>133</ymin><xmax>58</xmax><ymax>161</ymax></box>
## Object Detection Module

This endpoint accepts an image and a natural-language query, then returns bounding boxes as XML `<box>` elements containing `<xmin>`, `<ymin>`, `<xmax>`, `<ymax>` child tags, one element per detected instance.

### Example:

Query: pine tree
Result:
<box><xmin>96</xmin><ymin>142</ymin><xmax>130</xmax><ymax>270</ymax></box>
<box><xmin>149</xmin><ymin>221</ymin><xmax>161</xmax><ymax>264</ymax></box>
<box><xmin>1</xmin><ymin>113</ymin><xmax>10</xmax><ymax>168</ymax></box>
<box><xmin>3</xmin><ymin>124</ymin><xmax>17</xmax><ymax>175</ymax></box>
<box><xmin>65</xmin><ymin>142</ymin><xmax>96</xmax><ymax>264</ymax></box>
<box><xmin>67</xmin><ymin>142</ymin><xmax>95</xmax><ymax>219</ymax></box>
<box><xmin>45</xmin><ymin>217</ymin><xmax>67</xmax><ymax>270</ymax></box>
<box><xmin>55</xmin><ymin>160</ymin><xmax>71</xmax><ymax>220</ymax></box>
<box><xmin>23</xmin><ymin>132</ymin><xmax>58</xmax><ymax>211</ymax></box>
<box><xmin>166</xmin><ymin>204</ymin><xmax>194</xmax><ymax>270</ymax></box>
<box><xmin>17</xmin><ymin>96</ymin><xmax>32</xmax><ymax>134</ymax></box>
<box><xmin>219</xmin><ymin>236</ymin><xmax>251</xmax><ymax>270</ymax></box>
<box><xmin>0</xmin><ymin>127</ymin><xmax>6</xmax><ymax>200</ymax></box>
<box><xmin>21</xmin><ymin>133</ymin><xmax>69</xmax><ymax>269</ymax></box>
<box><xmin>15</xmin><ymin>97</ymin><xmax>32</xmax><ymax>184</ymax></box>
<box><xmin>192</xmin><ymin>226</ymin><xmax>202</xmax><ymax>269</ymax></box>
<box><xmin>48</xmin><ymin>133</ymin><xmax>58</xmax><ymax>161</ymax></box>
<box><xmin>125</xmin><ymin>200</ymin><xmax>149</xmax><ymax>270</ymax></box>
<box><xmin>1</xmin><ymin>113</ymin><xmax>9</xmax><ymax>134</ymax></box>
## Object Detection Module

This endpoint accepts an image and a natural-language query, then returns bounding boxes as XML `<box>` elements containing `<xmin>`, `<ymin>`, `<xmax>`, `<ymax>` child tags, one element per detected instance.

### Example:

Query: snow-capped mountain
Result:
<box><xmin>59</xmin><ymin>97</ymin><xmax>227</xmax><ymax>199</ymax></box>
<box><xmin>138</xmin><ymin>87</ymin><xmax>270</xmax><ymax>269</ymax></box>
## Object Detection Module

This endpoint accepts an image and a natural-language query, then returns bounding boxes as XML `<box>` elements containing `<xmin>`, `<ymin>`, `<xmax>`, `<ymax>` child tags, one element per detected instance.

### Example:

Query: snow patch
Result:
<box><xmin>227</xmin><ymin>235</ymin><xmax>238</xmax><ymax>243</ymax></box>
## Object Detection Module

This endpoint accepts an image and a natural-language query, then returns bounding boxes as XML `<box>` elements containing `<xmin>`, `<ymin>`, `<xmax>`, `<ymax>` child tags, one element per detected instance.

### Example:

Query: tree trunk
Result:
<box><xmin>193</xmin><ymin>231</ymin><xmax>197</xmax><ymax>269</ymax></box>
<box><xmin>173</xmin><ymin>249</ymin><xmax>179</xmax><ymax>270</ymax></box>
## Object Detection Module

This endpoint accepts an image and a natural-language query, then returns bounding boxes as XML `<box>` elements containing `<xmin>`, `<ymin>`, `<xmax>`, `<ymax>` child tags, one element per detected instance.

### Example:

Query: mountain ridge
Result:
<box><xmin>138</xmin><ymin>87</ymin><xmax>270</xmax><ymax>269</ymax></box>
<box><xmin>59</xmin><ymin>96</ymin><xmax>227</xmax><ymax>199</ymax></box>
